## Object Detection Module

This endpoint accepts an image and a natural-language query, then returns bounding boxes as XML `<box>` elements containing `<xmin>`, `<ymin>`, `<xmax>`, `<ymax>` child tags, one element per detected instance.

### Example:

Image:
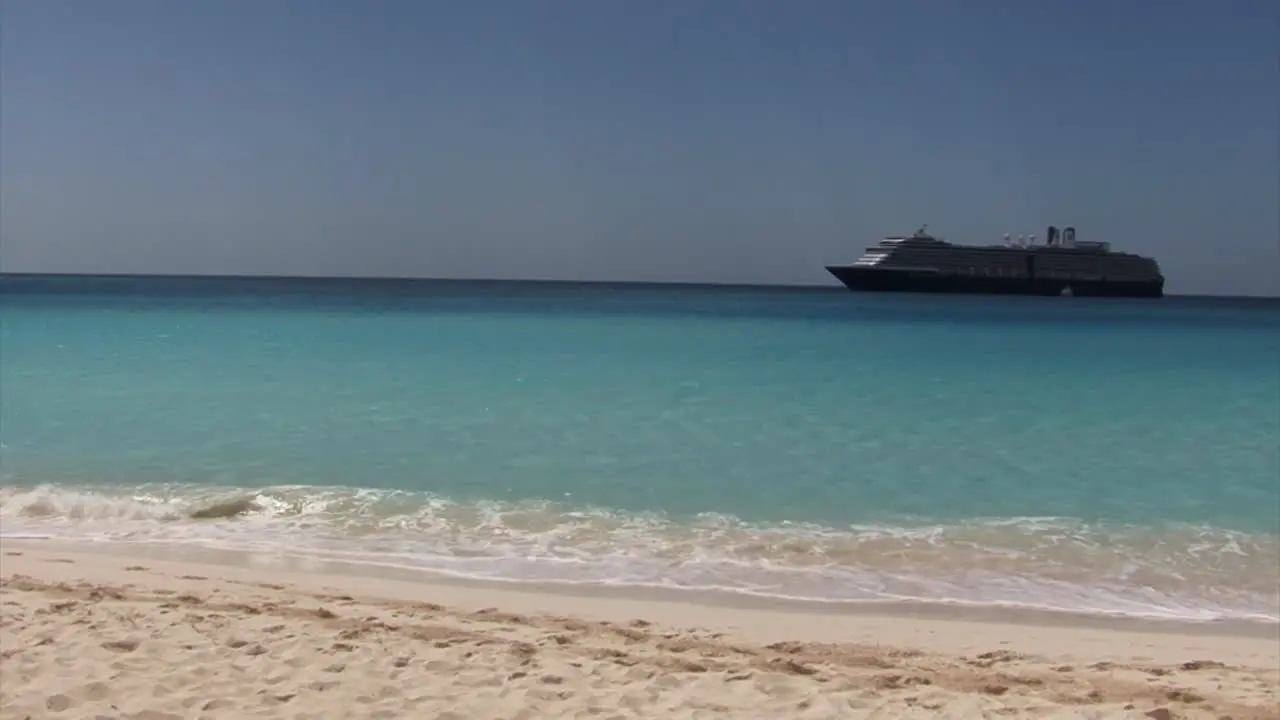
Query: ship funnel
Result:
<box><xmin>1047</xmin><ymin>225</ymin><xmax>1059</xmax><ymax>246</ymax></box>
<box><xmin>1063</xmin><ymin>226</ymin><xmax>1076</xmax><ymax>247</ymax></box>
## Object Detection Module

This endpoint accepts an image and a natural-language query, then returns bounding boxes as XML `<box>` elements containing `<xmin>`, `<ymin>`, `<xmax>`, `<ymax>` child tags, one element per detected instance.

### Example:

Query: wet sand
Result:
<box><xmin>1</xmin><ymin>543</ymin><xmax>1276</xmax><ymax>719</ymax></box>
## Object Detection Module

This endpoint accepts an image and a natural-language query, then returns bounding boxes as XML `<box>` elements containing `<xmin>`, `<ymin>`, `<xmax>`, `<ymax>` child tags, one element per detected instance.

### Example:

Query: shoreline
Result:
<box><xmin>3</xmin><ymin>483</ymin><xmax>1276</xmax><ymax>627</ymax></box>
<box><xmin>5</xmin><ymin>538</ymin><xmax>1280</xmax><ymax>657</ymax></box>
<box><xmin>8</xmin><ymin>538</ymin><xmax>1276</xmax><ymax>639</ymax></box>
<box><xmin>2</xmin><ymin>540</ymin><xmax>1277</xmax><ymax>719</ymax></box>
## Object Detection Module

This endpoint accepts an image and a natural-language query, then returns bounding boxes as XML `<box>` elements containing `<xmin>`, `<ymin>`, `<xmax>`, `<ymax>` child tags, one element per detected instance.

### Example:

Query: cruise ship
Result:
<box><xmin>826</xmin><ymin>225</ymin><xmax>1164</xmax><ymax>298</ymax></box>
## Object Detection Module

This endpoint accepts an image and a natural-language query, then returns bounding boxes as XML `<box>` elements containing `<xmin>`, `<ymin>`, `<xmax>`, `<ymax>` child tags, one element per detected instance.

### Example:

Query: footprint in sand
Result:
<box><xmin>76</xmin><ymin>681</ymin><xmax>111</xmax><ymax>703</ymax></box>
<box><xmin>45</xmin><ymin>693</ymin><xmax>77</xmax><ymax>712</ymax></box>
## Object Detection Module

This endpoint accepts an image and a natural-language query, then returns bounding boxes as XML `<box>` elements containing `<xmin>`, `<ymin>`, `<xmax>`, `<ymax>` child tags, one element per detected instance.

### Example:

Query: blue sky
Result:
<box><xmin>2</xmin><ymin>0</ymin><xmax>1277</xmax><ymax>295</ymax></box>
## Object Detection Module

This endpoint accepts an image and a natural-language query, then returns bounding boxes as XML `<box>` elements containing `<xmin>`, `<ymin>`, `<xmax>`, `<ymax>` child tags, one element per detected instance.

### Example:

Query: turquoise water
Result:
<box><xmin>2</xmin><ymin>276</ymin><xmax>1277</xmax><ymax>621</ymax></box>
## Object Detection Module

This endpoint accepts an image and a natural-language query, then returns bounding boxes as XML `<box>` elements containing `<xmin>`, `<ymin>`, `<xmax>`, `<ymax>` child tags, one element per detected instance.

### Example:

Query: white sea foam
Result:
<box><xmin>1</xmin><ymin>483</ymin><xmax>1276</xmax><ymax>623</ymax></box>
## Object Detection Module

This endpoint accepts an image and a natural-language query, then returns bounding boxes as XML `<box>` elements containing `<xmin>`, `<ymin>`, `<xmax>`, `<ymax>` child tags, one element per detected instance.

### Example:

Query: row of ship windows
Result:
<box><xmin>863</xmin><ymin>264</ymin><xmax>1155</xmax><ymax>280</ymax></box>
<box><xmin>875</xmin><ymin>258</ymin><xmax>1157</xmax><ymax>272</ymax></box>
<box><xmin>862</xmin><ymin>248</ymin><xmax>1154</xmax><ymax>264</ymax></box>
<box><xmin>856</xmin><ymin>257</ymin><xmax>1156</xmax><ymax>275</ymax></box>
<box><xmin>1038</xmin><ymin>270</ymin><xmax>1155</xmax><ymax>280</ymax></box>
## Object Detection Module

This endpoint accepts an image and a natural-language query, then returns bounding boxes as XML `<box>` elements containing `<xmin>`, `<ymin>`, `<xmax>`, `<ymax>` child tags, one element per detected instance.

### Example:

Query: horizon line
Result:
<box><xmin>1</xmin><ymin>271</ymin><xmax>1277</xmax><ymax>301</ymax></box>
<box><xmin>0</xmin><ymin>270</ymin><xmax>839</xmax><ymax>293</ymax></box>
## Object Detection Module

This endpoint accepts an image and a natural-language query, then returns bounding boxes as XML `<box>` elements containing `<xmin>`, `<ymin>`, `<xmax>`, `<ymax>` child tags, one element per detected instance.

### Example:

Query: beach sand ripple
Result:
<box><xmin>1</xmin><ymin>549</ymin><xmax>1276</xmax><ymax>719</ymax></box>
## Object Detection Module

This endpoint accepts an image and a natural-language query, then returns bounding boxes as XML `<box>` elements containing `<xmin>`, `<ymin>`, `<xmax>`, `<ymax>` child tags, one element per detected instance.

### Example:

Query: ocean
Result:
<box><xmin>1</xmin><ymin>275</ymin><xmax>1277</xmax><ymax>623</ymax></box>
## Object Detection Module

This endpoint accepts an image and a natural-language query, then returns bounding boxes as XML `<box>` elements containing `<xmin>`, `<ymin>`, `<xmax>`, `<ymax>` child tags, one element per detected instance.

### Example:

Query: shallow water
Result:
<box><xmin>3</xmin><ymin>277</ymin><xmax>1277</xmax><ymax>621</ymax></box>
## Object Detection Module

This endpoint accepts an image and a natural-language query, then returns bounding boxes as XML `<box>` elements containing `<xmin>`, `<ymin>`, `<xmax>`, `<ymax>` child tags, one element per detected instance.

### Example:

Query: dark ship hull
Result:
<box><xmin>826</xmin><ymin>266</ymin><xmax>1164</xmax><ymax>298</ymax></box>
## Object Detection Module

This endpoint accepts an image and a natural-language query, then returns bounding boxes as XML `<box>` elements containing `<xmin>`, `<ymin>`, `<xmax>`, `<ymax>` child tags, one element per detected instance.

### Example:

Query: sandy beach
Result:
<box><xmin>0</xmin><ymin>543</ymin><xmax>1276</xmax><ymax>719</ymax></box>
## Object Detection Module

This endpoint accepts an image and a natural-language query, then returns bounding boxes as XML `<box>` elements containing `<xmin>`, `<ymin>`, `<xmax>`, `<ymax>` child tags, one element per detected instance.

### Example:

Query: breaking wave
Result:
<box><xmin>2</xmin><ymin>483</ymin><xmax>1276</xmax><ymax>623</ymax></box>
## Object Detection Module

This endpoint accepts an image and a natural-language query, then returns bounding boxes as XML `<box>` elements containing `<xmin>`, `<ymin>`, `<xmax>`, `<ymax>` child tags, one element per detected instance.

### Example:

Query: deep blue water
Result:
<box><xmin>2</xmin><ymin>275</ymin><xmax>1277</xmax><ymax>621</ymax></box>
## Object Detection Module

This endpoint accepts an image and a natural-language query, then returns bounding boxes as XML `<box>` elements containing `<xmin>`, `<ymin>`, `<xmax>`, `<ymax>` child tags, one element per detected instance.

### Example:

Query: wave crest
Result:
<box><xmin>2</xmin><ymin>483</ymin><xmax>1276</xmax><ymax>623</ymax></box>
